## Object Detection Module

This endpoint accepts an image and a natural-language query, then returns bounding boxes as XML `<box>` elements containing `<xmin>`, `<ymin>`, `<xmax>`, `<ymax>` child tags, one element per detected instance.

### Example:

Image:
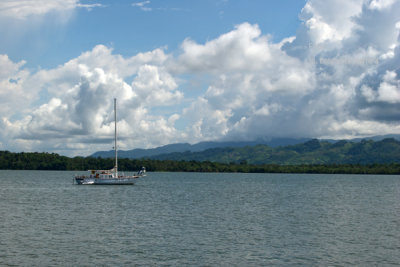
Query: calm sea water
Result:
<box><xmin>1</xmin><ymin>171</ymin><xmax>400</xmax><ymax>266</ymax></box>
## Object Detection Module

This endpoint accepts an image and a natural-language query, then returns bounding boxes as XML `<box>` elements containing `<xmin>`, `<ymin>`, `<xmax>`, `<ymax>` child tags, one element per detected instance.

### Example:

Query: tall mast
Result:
<box><xmin>114</xmin><ymin>98</ymin><xmax>118</xmax><ymax>176</ymax></box>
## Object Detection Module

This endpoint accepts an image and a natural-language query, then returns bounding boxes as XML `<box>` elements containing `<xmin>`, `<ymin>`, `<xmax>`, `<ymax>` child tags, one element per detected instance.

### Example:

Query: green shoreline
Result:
<box><xmin>1</xmin><ymin>151</ymin><xmax>399</xmax><ymax>174</ymax></box>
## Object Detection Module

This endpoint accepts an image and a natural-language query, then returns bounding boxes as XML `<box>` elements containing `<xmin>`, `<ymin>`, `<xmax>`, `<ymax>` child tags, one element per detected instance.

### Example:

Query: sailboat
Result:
<box><xmin>74</xmin><ymin>98</ymin><xmax>146</xmax><ymax>185</ymax></box>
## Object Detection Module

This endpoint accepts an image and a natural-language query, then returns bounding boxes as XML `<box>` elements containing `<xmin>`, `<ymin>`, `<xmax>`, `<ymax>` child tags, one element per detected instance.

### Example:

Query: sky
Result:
<box><xmin>0</xmin><ymin>0</ymin><xmax>399</xmax><ymax>156</ymax></box>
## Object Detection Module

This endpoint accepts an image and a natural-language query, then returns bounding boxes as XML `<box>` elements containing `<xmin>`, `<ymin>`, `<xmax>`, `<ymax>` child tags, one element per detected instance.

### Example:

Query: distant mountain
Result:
<box><xmin>91</xmin><ymin>138</ymin><xmax>311</xmax><ymax>159</ymax></box>
<box><xmin>92</xmin><ymin>143</ymin><xmax>193</xmax><ymax>159</ymax></box>
<box><xmin>322</xmin><ymin>134</ymin><xmax>400</xmax><ymax>143</ymax></box>
<box><xmin>91</xmin><ymin>135</ymin><xmax>400</xmax><ymax>160</ymax></box>
<box><xmin>148</xmin><ymin>138</ymin><xmax>400</xmax><ymax>165</ymax></box>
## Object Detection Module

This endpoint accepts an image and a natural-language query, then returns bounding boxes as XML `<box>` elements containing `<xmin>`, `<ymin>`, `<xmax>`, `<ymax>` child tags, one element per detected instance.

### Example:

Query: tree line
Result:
<box><xmin>0</xmin><ymin>150</ymin><xmax>399</xmax><ymax>174</ymax></box>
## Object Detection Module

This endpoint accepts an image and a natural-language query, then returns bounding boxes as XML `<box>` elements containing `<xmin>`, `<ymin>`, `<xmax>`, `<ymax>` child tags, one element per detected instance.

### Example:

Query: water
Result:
<box><xmin>1</xmin><ymin>171</ymin><xmax>400</xmax><ymax>266</ymax></box>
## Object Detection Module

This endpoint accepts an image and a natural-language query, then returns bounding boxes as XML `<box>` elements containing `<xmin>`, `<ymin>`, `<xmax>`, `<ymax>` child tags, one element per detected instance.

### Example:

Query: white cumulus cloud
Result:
<box><xmin>0</xmin><ymin>45</ymin><xmax>185</xmax><ymax>154</ymax></box>
<box><xmin>1</xmin><ymin>0</ymin><xmax>400</xmax><ymax>155</ymax></box>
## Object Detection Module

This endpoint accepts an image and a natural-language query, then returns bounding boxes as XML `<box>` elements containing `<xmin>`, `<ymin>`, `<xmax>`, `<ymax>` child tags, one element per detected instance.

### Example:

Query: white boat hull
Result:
<box><xmin>75</xmin><ymin>177</ymin><xmax>139</xmax><ymax>185</ymax></box>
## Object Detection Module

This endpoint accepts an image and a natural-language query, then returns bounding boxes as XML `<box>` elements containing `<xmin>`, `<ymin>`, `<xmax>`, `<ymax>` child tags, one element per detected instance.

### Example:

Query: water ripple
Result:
<box><xmin>1</xmin><ymin>171</ymin><xmax>400</xmax><ymax>266</ymax></box>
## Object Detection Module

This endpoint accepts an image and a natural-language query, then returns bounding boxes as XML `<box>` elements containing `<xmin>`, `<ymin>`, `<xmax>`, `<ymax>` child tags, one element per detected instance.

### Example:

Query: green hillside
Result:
<box><xmin>150</xmin><ymin>138</ymin><xmax>400</xmax><ymax>165</ymax></box>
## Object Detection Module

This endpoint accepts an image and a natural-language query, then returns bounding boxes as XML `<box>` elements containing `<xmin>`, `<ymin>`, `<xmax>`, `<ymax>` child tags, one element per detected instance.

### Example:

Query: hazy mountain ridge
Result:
<box><xmin>148</xmin><ymin>138</ymin><xmax>400</xmax><ymax>165</ymax></box>
<box><xmin>91</xmin><ymin>138</ymin><xmax>311</xmax><ymax>159</ymax></box>
<box><xmin>91</xmin><ymin>135</ymin><xmax>400</xmax><ymax>164</ymax></box>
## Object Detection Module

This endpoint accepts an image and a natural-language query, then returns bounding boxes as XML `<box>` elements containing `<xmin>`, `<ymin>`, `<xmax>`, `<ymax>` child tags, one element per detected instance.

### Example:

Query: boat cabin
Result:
<box><xmin>89</xmin><ymin>169</ymin><xmax>117</xmax><ymax>179</ymax></box>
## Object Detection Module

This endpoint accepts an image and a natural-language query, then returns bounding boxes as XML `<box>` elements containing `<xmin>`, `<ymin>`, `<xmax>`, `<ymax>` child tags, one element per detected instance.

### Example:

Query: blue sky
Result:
<box><xmin>0</xmin><ymin>0</ymin><xmax>399</xmax><ymax>156</ymax></box>
<box><xmin>2</xmin><ymin>0</ymin><xmax>305</xmax><ymax>69</ymax></box>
